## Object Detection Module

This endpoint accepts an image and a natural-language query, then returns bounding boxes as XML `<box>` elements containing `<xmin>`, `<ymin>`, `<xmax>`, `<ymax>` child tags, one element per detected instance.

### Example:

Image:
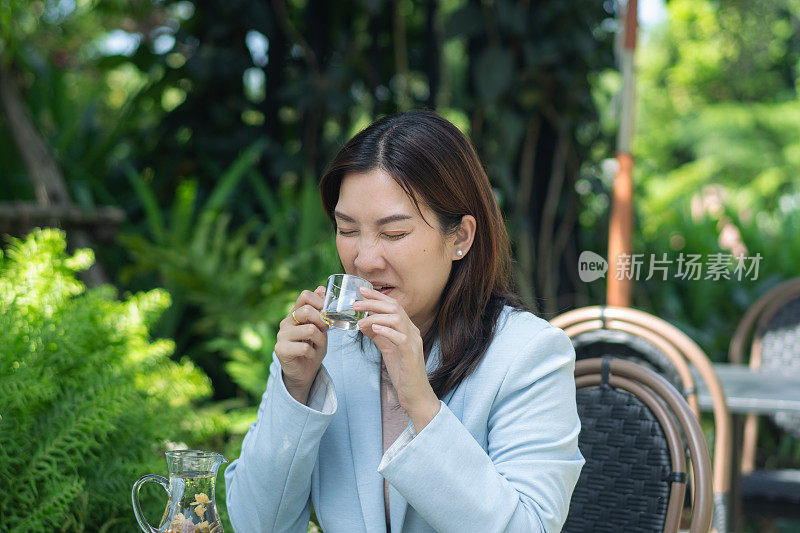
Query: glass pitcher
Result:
<box><xmin>132</xmin><ymin>450</ymin><xmax>228</xmax><ymax>533</ymax></box>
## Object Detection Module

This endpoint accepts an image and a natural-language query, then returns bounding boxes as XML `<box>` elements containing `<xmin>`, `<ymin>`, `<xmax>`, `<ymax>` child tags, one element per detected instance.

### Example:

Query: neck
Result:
<box><xmin>414</xmin><ymin>314</ymin><xmax>436</xmax><ymax>341</ymax></box>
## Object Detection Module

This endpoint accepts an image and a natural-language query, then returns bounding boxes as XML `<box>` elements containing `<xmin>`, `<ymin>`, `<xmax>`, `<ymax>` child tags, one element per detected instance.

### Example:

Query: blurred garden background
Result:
<box><xmin>1</xmin><ymin>0</ymin><xmax>799</xmax><ymax>531</ymax></box>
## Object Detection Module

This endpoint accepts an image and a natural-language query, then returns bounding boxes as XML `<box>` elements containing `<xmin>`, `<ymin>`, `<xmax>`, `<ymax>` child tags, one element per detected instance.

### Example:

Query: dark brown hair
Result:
<box><xmin>319</xmin><ymin>110</ymin><xmax>524</xmax><ymax>398</ymax></box>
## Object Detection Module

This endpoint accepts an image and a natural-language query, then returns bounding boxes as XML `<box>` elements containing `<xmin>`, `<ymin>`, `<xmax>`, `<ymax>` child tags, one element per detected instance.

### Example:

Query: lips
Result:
<box><xmin>370</xmin><ymin>283</ymin><xmax>394</xmax><ymax>294</ymax></box>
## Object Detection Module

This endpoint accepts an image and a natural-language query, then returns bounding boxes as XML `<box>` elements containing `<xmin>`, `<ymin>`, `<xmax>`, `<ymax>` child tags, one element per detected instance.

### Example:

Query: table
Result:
<box><xmin>694</xmin><ymin>363</ymin><xmax>800</xmax><ymax>415</ymax></box>
<box><xmin>692</xmin><ymin>363</ymin><xmax>800</xmax><ymax>531</ymax></box>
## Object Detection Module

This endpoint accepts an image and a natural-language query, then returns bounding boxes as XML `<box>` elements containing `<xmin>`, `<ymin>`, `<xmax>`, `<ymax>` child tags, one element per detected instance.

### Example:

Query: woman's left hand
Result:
<box><xmin>353</xmin><ymin>287</ymin><xmax>440</xmax><ymax>432</ymax></box>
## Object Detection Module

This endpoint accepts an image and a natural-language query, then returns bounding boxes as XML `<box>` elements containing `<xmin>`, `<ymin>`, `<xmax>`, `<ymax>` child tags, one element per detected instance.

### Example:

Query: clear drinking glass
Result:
<box><xmin>320</xmin><ymin>274</ymin><xmax>373</xmax><ymax>330</ymax></box>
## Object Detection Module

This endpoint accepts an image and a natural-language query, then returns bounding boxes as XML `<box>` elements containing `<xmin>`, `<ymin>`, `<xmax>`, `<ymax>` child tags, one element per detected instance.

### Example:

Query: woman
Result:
<box><xmin>225</xmin><ymin>110</ymin><xmax>583</xmax><ymax>533</ymax></box>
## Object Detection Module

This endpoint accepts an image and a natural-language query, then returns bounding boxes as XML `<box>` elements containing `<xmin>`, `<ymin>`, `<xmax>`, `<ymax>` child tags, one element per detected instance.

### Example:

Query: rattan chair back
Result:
<box><xmin>553</xmin><ymin>305</ymin><xmax>731</xmax><ymax>533</ymax></box>
<box><xmin>570</xmin><ymin>328</ymin><xmax>686</xmax><ymax>395</ymax></box>
<box><xmin>564</xmin><ymin>358</ymin><xmax>713</xmax><ymax>533</ymax></box>
<box><xmin>753</xmin><ymin>292</ymin><xmax>800</xmax><ymax>438</ymax></box>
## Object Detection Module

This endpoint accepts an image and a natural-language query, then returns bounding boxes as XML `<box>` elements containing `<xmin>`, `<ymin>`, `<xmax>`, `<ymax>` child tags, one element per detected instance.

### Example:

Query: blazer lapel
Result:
<box><xmin>339</xmin><ymin>333</ymin><xmax>387</xmax><ymax>532</ymax></box>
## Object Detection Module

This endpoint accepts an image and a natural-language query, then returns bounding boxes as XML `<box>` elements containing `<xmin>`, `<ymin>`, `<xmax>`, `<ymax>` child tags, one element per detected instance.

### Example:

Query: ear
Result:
<box><xmin>451</xmin><ymin>215</ymin><xmax>476</xmax><ymax>260</ymax></box>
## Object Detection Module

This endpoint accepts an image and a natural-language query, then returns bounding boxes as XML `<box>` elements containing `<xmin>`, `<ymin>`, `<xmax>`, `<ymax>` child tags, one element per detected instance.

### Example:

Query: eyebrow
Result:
<box><xmin>334</xmin><ymin>211</ymin><xmax>413</xmax><ymax>226</ymax></box>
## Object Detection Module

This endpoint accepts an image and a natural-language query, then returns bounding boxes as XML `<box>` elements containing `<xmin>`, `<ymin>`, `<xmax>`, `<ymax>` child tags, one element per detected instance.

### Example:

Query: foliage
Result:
<box><xmin>632</xmin><ymin>0</ymin><xmax>800</xmax><ymax>358</ymax></box>
<box><xmin>644</xmin><ymin>0</ymin><xmax>800</xmax><ymax>109</ymax></box>
<box><xmin>0</xmin><ymin>229</ymin><xmax>226</xmax><ymax>531</ymax></box>
<box><xmin>2</xmin><ymin>2</ymin><xmax>800</xmax><ymax>530</ymax></box>
<box><xmin>119</xmin><ymin>163</ymin><xmax>340</xmax><ymax>400</ymax></box>
<box><xmin>1</xmin><ymin>2</ymin><xmax>617</xmax><ymax>528</ymax></box>
<box><xmin>0</xmin><ymin>0</ymin><xmax>178</xmax><ymax>205</ymax></box>
<box><xmin>440</xmin><ymin>0</ymin><xmax>616</xmax><ymax>314</ymax></box>
<box><xmin>1</xmin><ymin>0</ymin><xmax>617</xmax><ymax>310</ymax></box>
<box><xmin>117</xmin><ymin>162</ymin><xmax>339</xmax><ymax>531</ymax></box>
<box><xmin>627</xmin><ymin>0</ymin><xmax>800</xmax><ymax>479</ymax></box>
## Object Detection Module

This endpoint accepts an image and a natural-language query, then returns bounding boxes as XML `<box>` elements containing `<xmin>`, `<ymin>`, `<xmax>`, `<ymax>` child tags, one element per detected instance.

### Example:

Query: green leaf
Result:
<box><xmin>202</xmin><ymin>138</ymin><xmax>268</xmax><ymax>214</ymax></box>
<box><xmin>0</xmin><ymin>229</ymin><xmax>220</xmax><ymax>529</ymax></box>
<box><xmin>123</xmin><ymin>165</ymin><xmax>164</xmax><ymax>242</ymax></box>
<box><xmin>170</xmin><ymin>179</ymin><xmax>199</xmax><ymax>243</ymax></box>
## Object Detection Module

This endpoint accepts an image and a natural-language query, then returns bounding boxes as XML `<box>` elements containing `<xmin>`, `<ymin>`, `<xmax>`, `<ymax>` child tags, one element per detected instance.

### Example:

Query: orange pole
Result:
<box><xmin>624</xmin><ymin>0</ymin><xmax>638</xmax><ymax>50</ymax></box>
<box><xmin>607</xmin><ymin>152</ymin><xmax>634</xmax><ymax>306</ymax></box>
<box><xmin>607</xmin><ymin>0</ymin><xmax>638</xmax><ymax>307</ymax></box>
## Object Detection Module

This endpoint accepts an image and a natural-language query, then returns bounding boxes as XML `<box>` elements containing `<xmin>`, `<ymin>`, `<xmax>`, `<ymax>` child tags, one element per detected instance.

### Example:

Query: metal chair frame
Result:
<box><xmin>572</xmin><ymin>358</ymin><xmax>714</xmax><ymax>533</ymax></box>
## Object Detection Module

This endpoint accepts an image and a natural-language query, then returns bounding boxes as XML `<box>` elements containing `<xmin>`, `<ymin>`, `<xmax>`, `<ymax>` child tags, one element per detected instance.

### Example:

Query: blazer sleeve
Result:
<box><xmin>224</xmin><ymin>355</ymin><xmax>337</xmax><ymax>533</ymax></box>
<box><xmin>377</xmin><ymin>325</ymin><xmax>584</xmax><ymax>533</ymax></box>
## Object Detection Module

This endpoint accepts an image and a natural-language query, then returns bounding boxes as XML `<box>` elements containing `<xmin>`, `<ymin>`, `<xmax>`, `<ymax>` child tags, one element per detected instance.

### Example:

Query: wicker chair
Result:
<box><xmin>552</xmin><ymin>306</ymin><xmax>732</xmax><ymax>532</ymax></box>
<box><xmin>564</xmin><ymin>357</ymin><xmax>713</xmax><ymax>533</ymax></box>
<box><xmin>729</xmin><ymin>278</ymin><xmax>800</xmax><ymax>517</ymax></box>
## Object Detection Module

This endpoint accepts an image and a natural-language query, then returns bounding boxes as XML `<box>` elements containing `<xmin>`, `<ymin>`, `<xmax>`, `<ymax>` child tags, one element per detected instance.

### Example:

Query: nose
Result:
<box><xmin>352</xmin><ymin>237</ymin><xmax>386</xmax><ymax>274</ymax></box>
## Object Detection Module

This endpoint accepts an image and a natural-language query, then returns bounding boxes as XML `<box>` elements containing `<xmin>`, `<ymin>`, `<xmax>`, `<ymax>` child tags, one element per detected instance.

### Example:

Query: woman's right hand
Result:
<box><xmin>275</xmin><ymin>285</ymin><xmax>329</xmax><ymax>404</ymax></box>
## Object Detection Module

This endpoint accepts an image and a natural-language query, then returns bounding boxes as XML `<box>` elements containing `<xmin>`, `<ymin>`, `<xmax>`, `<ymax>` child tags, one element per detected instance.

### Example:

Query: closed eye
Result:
<box><xmin>383</xmin><ymin>233</ymin><xmax>408</xmax><ymax>240</ymax></box>
<box><xmin>337</xmin><ymin>229</ymin><xmax>357</xmax><ymax>236</ymax></box>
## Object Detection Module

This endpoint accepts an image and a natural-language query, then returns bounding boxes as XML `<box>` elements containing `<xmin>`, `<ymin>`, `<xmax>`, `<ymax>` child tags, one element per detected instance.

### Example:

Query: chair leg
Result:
<box><xmin>730</xmin><ymin>415</ymin><xmax>745</xmax><ymax>533</ymax></box>
<box><xmin>741</xmin><ymin>414</ymin><xmax>759</xmax><ymax>474</ymax></box>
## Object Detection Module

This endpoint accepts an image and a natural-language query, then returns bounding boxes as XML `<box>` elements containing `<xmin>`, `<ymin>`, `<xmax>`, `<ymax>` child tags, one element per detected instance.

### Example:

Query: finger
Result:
<box><xmin>358</xmin><ymin>286</ymin><xmax>398</xmax><ymax>303</ymax></box>
<box><xmin>292</xmin><ymin>304</ymin><xmax>329</xmax><ymax>332</ymax></box>
<box><xmin>358</xmin><ymin>313</ymin><xmax>406</xmax><ymax>332</ymax></box>
<box><xmin>284</xmin><ymin>323</ymin><xmax>327</xmax><ymax>347</ymax></box>
<box><xmin>352</xmin><ymin>298</ymin><xmax>402</xmax><ymax>316</ymax></box>
<box><xmin>277</xmin><ymin>340</ymin><xmax>320</xmax><ymax>359</ymax></box>
<box><xmin>370</xmin><ymin>323</ymin><xmax>408</xmax><ymax>346</ymax></box>
<box><xmin>294</xmin><ymin>288</ymin><xmax>326</xmax><ymax>312</ymax></box>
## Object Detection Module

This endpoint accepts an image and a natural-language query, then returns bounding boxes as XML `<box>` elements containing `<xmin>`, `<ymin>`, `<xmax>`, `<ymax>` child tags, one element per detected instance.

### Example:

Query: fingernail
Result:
<box><xmin>372</xmin><ymin>324</ymin><xmax>384</xmax><ymax>331</ymax></box>
<box><xmin>360</xmin><ymin>286</ymin><xmax>369</xmax><ymax>293</ymax></box>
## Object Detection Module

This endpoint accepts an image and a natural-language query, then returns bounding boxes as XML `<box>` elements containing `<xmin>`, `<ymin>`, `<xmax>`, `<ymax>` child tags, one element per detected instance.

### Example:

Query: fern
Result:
<box><xmin>0</xmin><ymin>229</ymin><xmax>223</xmax><ymax>531</ymax></box>
<box><xmin>119</xmin><ymin>171</ymin><xmax>340</xmax><ymax>400</ymax></box>
<box><xmin>7</xmin><ymin>476</ymin><xmax>85</xmax><ymax>533</ymax></box>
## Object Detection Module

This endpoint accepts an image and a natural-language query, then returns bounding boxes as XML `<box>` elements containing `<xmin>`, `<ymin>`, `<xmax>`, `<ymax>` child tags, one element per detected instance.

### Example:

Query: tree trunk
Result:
<box><xmin>0</xmin><ymin>63</ymin><xmax>70</xmax><ymax>206</ymax></box>
<box><xmin>0</xmin><ymin>61</ymin><xmax>108</xmax><ymax>286</ymax></box>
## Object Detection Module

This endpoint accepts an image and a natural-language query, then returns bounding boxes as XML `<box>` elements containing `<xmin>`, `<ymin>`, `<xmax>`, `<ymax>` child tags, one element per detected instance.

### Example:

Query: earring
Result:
<box><xmin>456</xmin><ymin>249</ymin><xmax>463</xmax><ymax>257</ymax></box>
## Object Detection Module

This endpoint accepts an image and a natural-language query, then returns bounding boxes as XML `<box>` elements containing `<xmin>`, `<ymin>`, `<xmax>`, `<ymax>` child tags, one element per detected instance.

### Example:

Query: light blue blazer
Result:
<box><xmin>225</xmin><ymin>307</ymin><xmax>584</xmax><ymax>532</ymax></box>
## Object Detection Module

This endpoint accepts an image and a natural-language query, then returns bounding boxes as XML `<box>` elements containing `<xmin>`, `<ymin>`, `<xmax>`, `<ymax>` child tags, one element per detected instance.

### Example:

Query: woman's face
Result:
<box><xmin>334</xmin><ymin>169</ymin><xmax>458</xmax><ymax>334</ymax></box>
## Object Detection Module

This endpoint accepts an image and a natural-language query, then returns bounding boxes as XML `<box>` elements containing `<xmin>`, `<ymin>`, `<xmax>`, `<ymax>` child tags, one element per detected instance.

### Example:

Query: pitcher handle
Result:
<box><xmin>132</xmin><ymin>474</ymin><xmax>169</xmax><ymax>533</ymax></box>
